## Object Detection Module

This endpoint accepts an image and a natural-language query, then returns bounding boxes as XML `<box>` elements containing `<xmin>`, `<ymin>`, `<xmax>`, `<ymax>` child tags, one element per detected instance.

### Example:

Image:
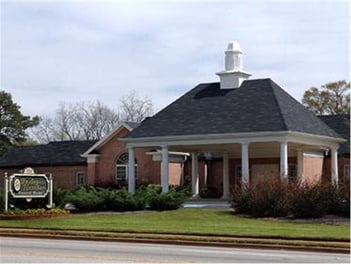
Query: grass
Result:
<box><xmin>0</xmin><ymin>209</ymin><xmax>349</xmax><ymax>239</ymax></box>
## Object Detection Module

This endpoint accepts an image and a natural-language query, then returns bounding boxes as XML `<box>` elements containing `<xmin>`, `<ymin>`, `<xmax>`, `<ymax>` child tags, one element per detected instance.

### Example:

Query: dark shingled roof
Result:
<box><xmin>127</xmin><ymin>79</ymin><xmax>340</xmax><ymax>139</ymax></box>
<box><xmin>0</xmin><ymin>140</ymin><xmax>96</xmax><ymax>168</ymax></box>
<box><xmin>319</xmin><ymin>114</ymin><xmax>350</xmax><ymax>155</ymax></box>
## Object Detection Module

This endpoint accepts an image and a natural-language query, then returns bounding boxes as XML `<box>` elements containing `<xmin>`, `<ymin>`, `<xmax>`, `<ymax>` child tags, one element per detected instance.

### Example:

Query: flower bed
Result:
<box><xmin>0</xmin><ymin>208</ymin><xmax>69</xmax><ymax>220</ymax></box>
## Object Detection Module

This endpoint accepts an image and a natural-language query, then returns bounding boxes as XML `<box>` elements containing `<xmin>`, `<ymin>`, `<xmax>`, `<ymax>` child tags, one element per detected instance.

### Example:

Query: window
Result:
<box><xmin>76</xmin><ymin>172</ymin><xmax>86</xmax><ymax>187</ymax></box>
<box><xmin>116</xmin><ymin>153</ymin><xmax>137</xmax><ymax>183</ymax></box>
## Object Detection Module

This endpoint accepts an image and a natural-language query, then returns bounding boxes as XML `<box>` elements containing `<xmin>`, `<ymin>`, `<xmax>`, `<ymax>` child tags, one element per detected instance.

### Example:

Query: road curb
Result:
<box><xmin>0</xmin><ymin>228</ymin><xmax>349</xmax><ymax>254</ymax></box>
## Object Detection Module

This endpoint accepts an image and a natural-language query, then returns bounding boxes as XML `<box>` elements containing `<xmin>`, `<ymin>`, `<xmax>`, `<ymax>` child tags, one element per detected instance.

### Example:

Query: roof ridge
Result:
<box><xmin>268</xmin><ymin>79</ymin><xmax>289</xmax><ymax>131</ymax></box>
<box><xmin>269</xmin><ymin>80</ymin><xmax>341</xmax><ymax>138</ymax></box>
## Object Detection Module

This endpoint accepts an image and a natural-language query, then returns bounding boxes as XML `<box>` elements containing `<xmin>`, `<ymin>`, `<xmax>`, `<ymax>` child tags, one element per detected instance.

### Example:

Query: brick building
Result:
<box><xmin>0</xmin><ymin>41</ymin><xmax>349</xmax><ymax>196</ymax></box>
<box><xmin>122</xmin><ymin>41</ymin><xmax>348</xmax><ymax>198</ymax></box>
<box><xmin>0</xmin><ymin>122</ymin><xmax>188</xmax><ymax>190</ymax></box>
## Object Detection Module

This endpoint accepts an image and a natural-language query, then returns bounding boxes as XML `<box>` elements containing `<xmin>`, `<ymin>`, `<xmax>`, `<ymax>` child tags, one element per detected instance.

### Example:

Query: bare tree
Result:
<box><xmin>119</xmin><ymin>91</ymin><xmax>154</xmax><ymax>123</ymax></box>
<box><xmin>30</xmin><ymin>115</ymin><xmax>56</xmax><ymax>143</ymax></box>
<box><xmin>30</xmin><ymin>92</ymin><xmax>154</xmax><ymax>143</ymax></box>
<box><xmin>30</xmin><ymin>101</ymin><xmax>120</xmax><ymax>143</ymax></box>
<box><xmin>75</xmin><ymin>101</ymin><xmax>120</xmax><ymax>140</ymax></box>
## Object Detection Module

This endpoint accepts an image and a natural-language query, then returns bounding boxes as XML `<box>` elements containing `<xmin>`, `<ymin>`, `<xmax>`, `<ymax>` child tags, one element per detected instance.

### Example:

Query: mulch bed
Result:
<box><xmin>0</xmin><ymin>214</ymin><xmax>68</xmax><ymax>220</ymax></box>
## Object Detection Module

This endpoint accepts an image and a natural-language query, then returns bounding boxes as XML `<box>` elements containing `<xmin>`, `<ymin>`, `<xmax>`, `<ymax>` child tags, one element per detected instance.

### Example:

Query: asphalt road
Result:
<box><xmin>0</xmin><ymin>237</ymin><xmax>349</xmax><ymax>263</ymax></box>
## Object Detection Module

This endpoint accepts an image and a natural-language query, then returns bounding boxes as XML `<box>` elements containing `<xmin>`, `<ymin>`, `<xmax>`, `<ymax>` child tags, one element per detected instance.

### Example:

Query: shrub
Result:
<box><xmin>323</xmin><ymin>183</ymin><xmax>350</xmax><ymax>217</ymax></box>
<box><xmin>231</xmin><ymin>180</ymin><xmax>350</xmax><ymax>219</ymax></box>
<box><xmin>53</xmin><ymin>187</ymin><xmax>68</xmax><ymax>208</ymax></box>
<box><xmin>147</xmin><ymin>188</ymin><xmax>187</xmax><ymax>211</ymax></box>
<box><xmin>231</xmin><ymin>185</ymin><xmax>250</xmax><ymax>214</ymax></box>
<box><xmin>63</xmin><ymin>187</ymin><xmax>104</xmax><ymax>212</ymax></box>
<box><xmin>111</xmin><ymin>189</ymin><xmax>146</xmax><ymax>211</ymax></box>
<box><xmin>60</xmin><ymin>185</ymin><xmax>189</xmax><ymax>213</ymax></box>
<box><xmin>231</xmin><ymin>179</ymin><xmax>289</xmax><ymax>217</ymax></box>
<box><xmin>289</xmin><ymin>183</ymin><xmax>328</xmax><ymax>218</ymax></box>
<box><xmin>95</xmin><ymin>187</ymin><xmax>117</xmax><ymax>211</ymax></box>
<box><xmin>62</xmin><ymin>187</ymin><xmax>147</xmax><ymax>212</ymax></box>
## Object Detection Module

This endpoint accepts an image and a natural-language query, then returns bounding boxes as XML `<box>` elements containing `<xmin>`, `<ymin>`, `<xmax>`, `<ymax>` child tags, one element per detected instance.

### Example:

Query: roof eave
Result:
<box><xmin>81</xmin><ymin>123</ymin><xmax>134</xmax><ymax>156</ymax></box>
<box><xmin>122</xmin><ymin>130</ymin><xmax>345</xmax><ymax>149</ymax></box>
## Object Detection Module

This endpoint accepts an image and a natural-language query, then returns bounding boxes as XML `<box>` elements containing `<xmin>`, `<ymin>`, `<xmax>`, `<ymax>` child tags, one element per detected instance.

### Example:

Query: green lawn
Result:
<box><xmin>0</xmin><ymin>209</ymin><xmax>349</xmax><ymax>239</ymax></box>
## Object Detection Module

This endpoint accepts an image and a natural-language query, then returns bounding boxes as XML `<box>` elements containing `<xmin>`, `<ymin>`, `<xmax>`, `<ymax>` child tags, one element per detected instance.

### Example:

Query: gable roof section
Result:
<box><xmin>0</xmin><ymin>140</ymin><xmax>96</xmax><ymax>168</ymax></box>
<box><xmin>318</xmin><ymin>114</ymin><xmax>350</xmax><ymax>155</ymax></box>
<box><xmin>126</xmin><ymin>79</ymin><xmax>340</xmax><ymax>139</ymax></box>
<box><xmin>82</xmin><ymin>122</ymin><xmax>139</xmax><ymax>156</ymax></box>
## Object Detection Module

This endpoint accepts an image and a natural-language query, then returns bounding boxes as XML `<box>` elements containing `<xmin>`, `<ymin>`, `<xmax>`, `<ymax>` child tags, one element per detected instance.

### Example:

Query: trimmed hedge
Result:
<box><xmin>146</xmin><ymin>188</ymin><xmax>188</xmax><ymax>211</ymax></box>
<box><xmin>61</xmin><ymin>185</ymin><xmax>188</xmax><ymax>212</ymax></box>
<box><xmin>63</xmin><ymin>187</ymin><xmax>104</xmax><ymax>212</ymax></box>
<box><xmin>231</xmin><ymin>180</ymin><xmax>350</xmax><ymax>218</ymax></box>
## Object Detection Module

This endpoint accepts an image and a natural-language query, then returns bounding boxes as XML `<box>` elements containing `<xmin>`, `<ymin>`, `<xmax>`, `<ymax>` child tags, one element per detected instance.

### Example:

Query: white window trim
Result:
<box><xmin>115</xmin><ymin>153</ymin><xmax>138</xmax><ymax>183</ymax></box>
<box><xmin>76</xmin><ymin>171</ymin><xmax>86</xmax><ymax>187</ymax></box>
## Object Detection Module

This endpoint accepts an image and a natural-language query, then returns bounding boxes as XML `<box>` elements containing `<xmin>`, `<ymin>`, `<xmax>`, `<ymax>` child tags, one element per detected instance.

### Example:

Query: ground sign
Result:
<box><xmin>4</xmin><ymin>168</ymin><xmax>53</xmax><ymax>211</ymax></box>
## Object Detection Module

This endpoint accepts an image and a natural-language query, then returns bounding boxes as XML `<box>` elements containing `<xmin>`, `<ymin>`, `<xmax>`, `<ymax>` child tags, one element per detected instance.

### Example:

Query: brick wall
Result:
<box><xmin>302</xmin><ymin>155</ymin><xmax>323</xmax><ymax>184</ymax></box>
<box><xmin>0</xmin><ymin>165</ymin><xmax>88</xmax><ymax>190</ymax></box>
<box><xmin>92</xmin><ymin>127</ymin><xmax>157</xmax><ymax>187</ymax></box>
<box><xmin>184</xmin><ymin>157</ymin><xmax>298</xmax><ymax>193</ymax></box>
<box><xmin>322</xmin><ymin>156</ymin><xmax>350</xmax><ymax>184</ymax></box>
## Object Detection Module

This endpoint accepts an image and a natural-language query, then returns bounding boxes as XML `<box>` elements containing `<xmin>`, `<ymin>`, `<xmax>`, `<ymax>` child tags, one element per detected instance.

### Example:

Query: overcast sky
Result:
<box><xmin>1</xmin><ymin>0</ymin><xmax>350</xmax><ymax>117</ymax></box>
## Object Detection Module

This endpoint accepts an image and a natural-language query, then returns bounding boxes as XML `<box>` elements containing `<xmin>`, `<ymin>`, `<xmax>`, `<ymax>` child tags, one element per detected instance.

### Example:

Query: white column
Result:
<box><xmin>191</xmin><ymin>152</ymin><xmax>199</xmax><ymax>197</ymax></box>
<box><xmin>127</xmin><ymin>146</ymin><xmax>136</xmax><ymax>193</ymax></box>
<box><xmin>48</xmin><ymin>174</ymin><xmax>53</xmax><ymax>208</ymax></box>
<box><xmin>280</xmin><ymin>141</ymin><xmax>288</xmax><ymax>181</ymax></box>
<box><xmin>161</xmin><ymin>145</ymin><xmax>169</xmax><ymax>193</ymax></box>
<box><xmin>331</xmin><ymin>147</ymin><xmax>339</xmax><ymax>187</ymax></box>
<box><xmin>241</xmin><ymin>143</ymin><xmax>249</xmax><ymax>186</ymax></box>
<box><xmin>297</xmin><ymin>150</ymin><xmax>303</xmax><ymax>181</ymax></box>
<box><xmin>4</xmin><ymin>173</ymin><xmax>8</xmax><ymax>212</ymax></box>
<box><xmin>222</xmin><ymin>152</ymin><xmax>230</xmax><ymax>199</ymax></box>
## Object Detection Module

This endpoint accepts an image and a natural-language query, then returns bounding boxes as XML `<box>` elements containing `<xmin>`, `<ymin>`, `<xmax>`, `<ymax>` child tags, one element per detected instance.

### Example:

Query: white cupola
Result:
<box><xmin>216</xmin><ymin>41</ymin><xmax>251</xmax><ymax>89</ymax></box>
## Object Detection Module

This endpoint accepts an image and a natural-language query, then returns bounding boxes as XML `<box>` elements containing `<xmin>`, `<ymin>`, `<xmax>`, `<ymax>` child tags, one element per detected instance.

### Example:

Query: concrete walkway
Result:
<box><xmin>182</xmin><ymin>199</ymin><xmax>231</xmax><ymax>209</ymax></box>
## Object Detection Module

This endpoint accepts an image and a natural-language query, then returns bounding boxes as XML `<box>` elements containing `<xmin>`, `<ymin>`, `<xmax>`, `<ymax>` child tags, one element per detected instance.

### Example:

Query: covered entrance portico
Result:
<box><xmin>124</xmin><ymin>131</ymin><xmax>341</xmax><ymax>198</ymax></box>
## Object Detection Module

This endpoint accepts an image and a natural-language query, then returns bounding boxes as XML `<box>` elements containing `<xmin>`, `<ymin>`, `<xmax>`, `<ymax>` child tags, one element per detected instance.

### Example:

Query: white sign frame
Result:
<box><xmin>4</xmin><ymin>169</ymin><xmax>53</xmax><ymax>212</ymax></box>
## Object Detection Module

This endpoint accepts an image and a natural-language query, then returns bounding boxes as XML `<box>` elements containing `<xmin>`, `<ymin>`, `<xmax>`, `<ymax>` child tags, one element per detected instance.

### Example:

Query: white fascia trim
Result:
<box><xmin>122</xmin><ymin>131</ymin><xmax>290</xmax><ymax>147</ymax></box>
<box><xmin>303</xmin><ymin>151</ymin><xmax>325</xmax><ymax>158</ymax></box>
<box><xmin>82</xmin><ymin>154</ymin><xmax>100</xmax><ymax>164</ymax></box>
<box><xmin>287</xmin><ymin>132</ymin><xmax>345</xmax><ymax>149</ymax></box>
<box><xmin>146</xmin><ymin>150</ymin><xmax>190</xmax><ymax>156</ymax></box>
<box><xmin>81</xmin><ymin>123</ymin><xmax>133</xmax><ymax>157</ymax></box>
<box><xmin>122</xmin><ymin>130</ymin><xmax>345</xmax><ymax>149</ymax></box>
